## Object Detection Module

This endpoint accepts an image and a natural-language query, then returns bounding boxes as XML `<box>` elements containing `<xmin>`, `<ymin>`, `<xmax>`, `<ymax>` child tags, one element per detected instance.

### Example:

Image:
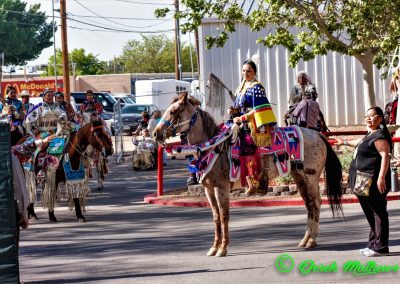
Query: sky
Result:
<box><xmin>24</xmin><ymin>0</ymin><xmax>183</xmax><ymax>66</ymax></box>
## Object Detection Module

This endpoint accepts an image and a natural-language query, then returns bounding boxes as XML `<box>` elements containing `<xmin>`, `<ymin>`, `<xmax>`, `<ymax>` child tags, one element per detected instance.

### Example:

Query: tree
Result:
<box><xmin>156</xmin><ymin>0</ymin><xmax>400</xmax><ymax>108</ymax></box>
<box><xmin>0</xmin><ymin>0</ymin><xmax>54</xmax><ymax>65</ymax></box>
<box><xmin>47</xmin><ymin>48</ymin><xmax>107</xmax><ymax>76</ymax></box>
<box><xmin>115</xmin><ymin>34</ymin><xmax>197</xmax><ymax>73</ymax></box>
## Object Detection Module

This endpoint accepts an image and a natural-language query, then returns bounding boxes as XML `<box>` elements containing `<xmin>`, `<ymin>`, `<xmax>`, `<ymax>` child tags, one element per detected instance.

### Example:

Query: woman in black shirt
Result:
<box><xmin>336</xmin><ymin>106</ymin><xmax>392</xmax><ymax>257</ymax></box>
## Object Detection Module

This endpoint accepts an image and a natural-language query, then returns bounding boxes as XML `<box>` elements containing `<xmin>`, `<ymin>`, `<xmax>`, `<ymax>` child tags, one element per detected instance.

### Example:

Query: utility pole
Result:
<box><xmin>60</xmin><ymin>0</ymin><xmax>70</xmax><ymax>102</ymax></box>
<box><xmin>51</xmin><ymin>0</ymin><xmax>58</xmax><ymax>91</ymax></box>
<box><xmin>174</xmin><ymin>0</ymin><xmax>182</xmax><ymax>81</ymax></box>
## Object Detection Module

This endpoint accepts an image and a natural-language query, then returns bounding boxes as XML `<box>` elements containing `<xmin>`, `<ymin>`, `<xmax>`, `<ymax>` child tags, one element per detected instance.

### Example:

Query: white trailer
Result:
<box><xmin>134</xmin><ymin>79</ymin><xmax>191</xmax><ymax>111</ymax></box>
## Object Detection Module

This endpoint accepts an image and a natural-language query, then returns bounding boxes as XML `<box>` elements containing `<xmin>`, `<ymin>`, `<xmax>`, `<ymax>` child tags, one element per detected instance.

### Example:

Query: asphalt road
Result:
<box><xmin>19</xmin><ymin>150</ymin><xmax>400</xmax><ymax>284</ymax></box>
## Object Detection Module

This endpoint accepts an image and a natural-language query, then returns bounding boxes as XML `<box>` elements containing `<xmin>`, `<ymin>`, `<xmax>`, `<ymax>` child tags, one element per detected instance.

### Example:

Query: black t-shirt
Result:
<box><xmin>348</xmin><ymin>130</ymin><xmax>391</xmax><ymax>191</ymax></box>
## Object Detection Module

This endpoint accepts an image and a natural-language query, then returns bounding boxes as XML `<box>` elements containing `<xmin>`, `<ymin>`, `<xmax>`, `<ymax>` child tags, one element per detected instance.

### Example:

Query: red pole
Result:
<box><xmin>157</xmin><ymin>145</ymin><xmax>164</xmax><ymax>196</ymax></box>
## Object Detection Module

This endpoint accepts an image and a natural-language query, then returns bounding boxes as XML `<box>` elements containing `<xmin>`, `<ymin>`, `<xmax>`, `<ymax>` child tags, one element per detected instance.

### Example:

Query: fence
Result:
<box><xmin>113</xmin><ymin>101</ymin><xmax>124</xmax><ymax>163</ymax></box>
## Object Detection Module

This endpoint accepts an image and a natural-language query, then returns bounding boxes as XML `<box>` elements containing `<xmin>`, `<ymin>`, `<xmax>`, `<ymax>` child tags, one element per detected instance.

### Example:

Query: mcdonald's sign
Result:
<box><xmin>1</xmin><ymin>79</ymin><xmax>63</xmax><ymax>97</ymax></box>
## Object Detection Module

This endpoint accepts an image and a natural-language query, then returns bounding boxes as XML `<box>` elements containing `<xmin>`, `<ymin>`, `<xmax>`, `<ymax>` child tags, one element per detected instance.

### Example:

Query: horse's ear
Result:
<box><xmin>179</xmin><ymin>91</ymin><xmax>189</xmax><ymax>103</ymax></box>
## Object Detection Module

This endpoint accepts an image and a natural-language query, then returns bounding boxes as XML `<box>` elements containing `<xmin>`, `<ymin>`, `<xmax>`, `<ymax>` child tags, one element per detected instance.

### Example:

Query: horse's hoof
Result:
<box><xmin>297</xmin><ymin>242</ymin><xmax>306</xmax><ymax>248</ymax></box>
<box><xmin>30</xmin><ymin>213</ymin><xmax>39</xmax><ymax>220</ymax></box>
<box><xmin>77</xmin><ymin>217</ymin><xmax>86</xmax><ymax>223</ymax></box>
<box><xmin>305</xmin><ymin>240</ymin><xmax>317</xmax><ymax>249</ymax></box>
<box><xmin>206</xmin><ymin>247</ymin><xmax>218</xmax><ymax>256</ymax></box>
<box><xmin>49</xmin><ymin>217</ymin><xmax>58</xmax><ymax>222</ymax></box>
<box><xmin>216</xmin><ymin>248</ymin><xmax>227</xmax><ymax>257</ymax></box>
<box><xmin>97</xmin><ymin>186</ymin><xmax>103</xmax><ymax>191</ymax></box>
<box><xmin>49</xmin><ymin>211</ymin><xmax>58</xmax><ymax>222</ymax></box>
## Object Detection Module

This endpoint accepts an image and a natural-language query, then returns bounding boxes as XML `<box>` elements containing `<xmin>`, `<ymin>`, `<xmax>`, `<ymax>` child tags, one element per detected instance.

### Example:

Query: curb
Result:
<box><xmin>144</xmin><ymin>191</ymin><xmax>400</xmax><ymax>208</ymax></box>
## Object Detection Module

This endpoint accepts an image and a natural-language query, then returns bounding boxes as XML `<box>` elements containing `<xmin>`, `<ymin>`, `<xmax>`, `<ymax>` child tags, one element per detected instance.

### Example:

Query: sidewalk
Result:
<box><xmin>144</xmin><ymin>191</ymin><xmax>400</xmax><ymax>207</ymax></box>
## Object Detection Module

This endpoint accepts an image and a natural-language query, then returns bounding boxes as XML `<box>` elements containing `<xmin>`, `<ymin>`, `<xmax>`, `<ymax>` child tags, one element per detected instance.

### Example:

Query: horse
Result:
<box><xmin>80</xmin><ymin>111</ymin><xmax>111</xmax><ymax>191</ymax></box>
<box><xmin>39</xmin><ymin>118</ymin><xmax>113</xmax><ymax>222</ymax></box>
<box><xmin>153</xmin><ymin>92</ymin><xmax>343</xmax><ymax>257</ymax></box>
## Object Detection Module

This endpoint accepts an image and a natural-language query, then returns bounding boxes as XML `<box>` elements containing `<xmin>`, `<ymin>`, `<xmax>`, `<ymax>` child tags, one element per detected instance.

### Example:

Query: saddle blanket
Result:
<box><xmin>229</xmin><ymin>125</ymin><xmax>304</xmax><ymax>182</ymax></box>
<box><xmin>181</xmin><ymin>124</ymin><xmax>304</xmax><ymax>184</ymax></box>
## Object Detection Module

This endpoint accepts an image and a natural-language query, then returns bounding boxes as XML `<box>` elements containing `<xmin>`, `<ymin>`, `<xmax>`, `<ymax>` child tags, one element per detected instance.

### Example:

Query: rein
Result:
<box><xmin>70</xmin><ymin>124</ymin><xmax>104</xmax><ymax>157</ymax></box>
<box><xmin>161</xmin><ymin>109</ymin><xmax>198</xmax><ymax>137</ymax></box>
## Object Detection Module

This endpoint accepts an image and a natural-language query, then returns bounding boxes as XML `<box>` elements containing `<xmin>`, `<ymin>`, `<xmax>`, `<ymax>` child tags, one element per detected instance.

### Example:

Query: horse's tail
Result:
<box><xmin>319</xmin><ymin>134</ymin><xmax>344</xmax><ymax>218</ymax></box>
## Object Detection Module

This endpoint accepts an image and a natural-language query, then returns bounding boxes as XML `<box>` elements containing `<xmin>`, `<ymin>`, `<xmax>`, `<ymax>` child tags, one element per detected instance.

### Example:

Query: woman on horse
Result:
<box><xmin>229</xmin><ymin>60</ymin><xmax>277</xmax><ymax>194</ymax></box>
<box><xmin>19</xmin><ymin>90</ymin><xmax>35</xmax><ymax>115</ymax></box>
<box><xmin>80</xmin><ymin>90</ymin><xmax>103</xmax><ymax>116</ymax></box>
<box><xmin>229</xmin><ymin>60</ymin><xmax>270</xmax><ymax>119</ymax></box>
<box><xmin>0</xmin><ymin>86</ymin><xmax>26</xmax><ymax>145</ymax></box>
<box><xmin>288</xmin><ymin>71</ymin><xmax>318</xmax><ymax>107</ymax></box>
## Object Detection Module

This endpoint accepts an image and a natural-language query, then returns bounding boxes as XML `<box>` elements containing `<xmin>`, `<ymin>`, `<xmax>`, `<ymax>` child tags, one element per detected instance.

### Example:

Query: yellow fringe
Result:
<box><xmin>249</xmin><ymin>122</ymin><xmax>271</xmax><ymax>147</ymax></box>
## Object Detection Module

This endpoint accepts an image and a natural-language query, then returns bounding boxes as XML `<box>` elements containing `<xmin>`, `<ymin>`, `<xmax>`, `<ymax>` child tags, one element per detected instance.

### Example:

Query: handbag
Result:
<box><xmin>353</xmin><ymin>170</ymin><xmax>373</xmax><ymax>196</ymax></box>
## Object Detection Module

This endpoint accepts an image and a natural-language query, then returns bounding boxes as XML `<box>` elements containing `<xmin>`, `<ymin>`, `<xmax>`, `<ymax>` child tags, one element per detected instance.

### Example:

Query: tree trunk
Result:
<box><xmin>355</xmin><ymin>52</ymin><xmax>376</xmax><ymax>110</ymax></box>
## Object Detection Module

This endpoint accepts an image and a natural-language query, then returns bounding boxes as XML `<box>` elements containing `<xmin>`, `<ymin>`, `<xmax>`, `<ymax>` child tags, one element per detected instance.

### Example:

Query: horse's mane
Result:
<box><xmin>197</xmin><ymin>108</ymin><xmax>219</xmax><ymax>139</ymax></box>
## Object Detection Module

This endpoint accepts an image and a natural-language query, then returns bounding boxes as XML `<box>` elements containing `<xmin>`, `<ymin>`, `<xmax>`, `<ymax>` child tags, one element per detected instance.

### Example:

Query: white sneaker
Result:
<box><xmin>359</xmin><ymin>248</ymin><xmax>372</xmax><ymax>254</ymax></box>
<box><xmin>363</xmin><ymin>250</ymin><xmax>388</xmax><ymax>257</ymax></box>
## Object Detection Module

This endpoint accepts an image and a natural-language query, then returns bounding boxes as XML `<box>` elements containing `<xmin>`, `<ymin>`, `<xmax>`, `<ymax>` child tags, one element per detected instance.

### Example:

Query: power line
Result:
<box><xmin>68</xmin><ymin>25</ymin><xmax>174</xmax><ymax>34</ymax></box>
<box><xmin>114</xmin><ymin>0</ymin><xmax>173</xmax><ymax>5</ymax></box>
<box><xmin>66</xmin><ymin>12</ymin><xmax>171</xmax><ymax>21</ymax></box>
<box><xmin>74</xmin><ymin>0</ymin><xmax>144</xmax><ymax>29</ymax></box>
<box><xmin>67</xmin><ymin>17</ymin><xmax>174</xmax><ymax>33</ymax></box>
<box><xmin>67</xmin><ymin>12</ymin><xmax>172</xmax><ymax>29</ymax></box>
<box><xmin>1</xmin><ymin>8</ymin><xmax>170</xmax><ymax>21</ymax></box>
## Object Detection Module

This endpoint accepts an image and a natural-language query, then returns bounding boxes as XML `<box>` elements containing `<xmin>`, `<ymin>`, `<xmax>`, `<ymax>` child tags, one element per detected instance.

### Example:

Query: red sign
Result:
<box><xmin>1</xmin><ymin>79</ymin><xmax>63</xmax><ymax>98</ymax></box>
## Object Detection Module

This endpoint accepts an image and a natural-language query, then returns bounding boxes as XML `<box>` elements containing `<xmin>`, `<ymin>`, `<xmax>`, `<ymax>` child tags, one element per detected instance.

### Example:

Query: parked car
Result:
<box><xmin>112</xmin><ymin>93</ymin><xmax>136</xmax><ymax>106</ymax></box>
<box><xmin>112</xmin><ymin>104</ymin><xmax>159</xmax><ymax>134</ymax></box>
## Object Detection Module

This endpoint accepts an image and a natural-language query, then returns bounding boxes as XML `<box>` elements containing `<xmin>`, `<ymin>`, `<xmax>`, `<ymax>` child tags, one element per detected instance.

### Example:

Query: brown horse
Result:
<box><xmin>154</xmin><ymin>92</ymin><xmax>343</xmax><ymax>257</ymax></box>
<box><xmin>42</xmin><ymin>119</ymin><xmax>113</xmax><ymax>222</ymax></box>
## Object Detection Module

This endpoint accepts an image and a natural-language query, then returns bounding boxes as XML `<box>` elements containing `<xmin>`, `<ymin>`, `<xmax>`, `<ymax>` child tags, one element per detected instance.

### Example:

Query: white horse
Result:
<box><xmin>154</xmin><ymin>92</ymin><xmax>344</xmax><ymax>257</ymax></box>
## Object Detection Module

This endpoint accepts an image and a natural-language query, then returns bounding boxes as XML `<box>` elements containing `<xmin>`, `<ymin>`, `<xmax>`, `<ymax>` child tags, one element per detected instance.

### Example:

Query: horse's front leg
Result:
<box><xmin>215</xmin><ymin>186</ymin><xmax>230</xmax><ymax>257</ymax></box>
<box><xmin>96</xmin><ymin>157</ymin><xmax>104</xmax><ymax>191</ymax></box>
<box><xmin>204</xmin><ymin>186</ymin><xmax>222</xmax><ymax>256</ymax></box>
<box><xmin>74</xmin><ymin>198</ymin><xmax>86</xmax><ymax>223</ymax></box>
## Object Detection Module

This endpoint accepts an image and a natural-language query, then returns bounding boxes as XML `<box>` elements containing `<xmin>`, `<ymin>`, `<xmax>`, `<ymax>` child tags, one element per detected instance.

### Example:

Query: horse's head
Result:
<box><xmin>153</xmin><ymin>92</ymin><xmax>197</xmax><ymax>143</ymax></box>
<box><xmin>88</xmin><ymin>118</ymin><xmax>114</xmax><ymax>157</ymax></box>
<box><xmin>55</xmin><ymin>112</ymin><xmax>70</xmax><ymax>136</ymax></box>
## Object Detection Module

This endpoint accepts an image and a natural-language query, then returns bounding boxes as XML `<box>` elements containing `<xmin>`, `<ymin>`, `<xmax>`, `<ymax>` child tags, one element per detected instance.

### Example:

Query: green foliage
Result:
<box><xmin>156</xmin><ymin>0</ymin><xmax>400</xmax><ymax>105</ymax></box>
<box><xmin>165</xmin><ymin>0</ymin><xmax>400</xmax><ymax>69</ymax></box>
<box><xmin>47</xmin><ymin>48</ymin><xmax>107</xmax><ymax>76</ymax></box>
<box><xmin>337</xmin><ymin>147</ymin><xmax>354</xmax><ymax>175</ymax></box>
<box><xmin>114</xmin><ymin>35</ymin><xmax>197</xmax><ymax>73</ymax></box>
<box><xmin>274</xmin><ymin>175</ymin><xmax>294</xmax><ymax>185</ymax></box>
<box><xmin>0</xmin><ymin>0</ymin><xmax>54</xmax><ymax>65</ymax></box>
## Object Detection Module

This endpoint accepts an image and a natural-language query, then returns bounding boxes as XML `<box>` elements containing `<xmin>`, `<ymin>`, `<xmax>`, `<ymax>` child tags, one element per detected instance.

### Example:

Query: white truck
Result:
<box><xmin>134</xmin><ymin>79</ymin><xmax>191</xmax><ymax>111</ymax></box>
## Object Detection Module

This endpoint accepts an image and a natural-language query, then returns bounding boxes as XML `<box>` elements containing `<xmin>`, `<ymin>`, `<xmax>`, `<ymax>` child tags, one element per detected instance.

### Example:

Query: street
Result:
<box><xmin>20</xmin><ymin>151</ymin><xmax>400</xmax><ymax>284</ymax></box>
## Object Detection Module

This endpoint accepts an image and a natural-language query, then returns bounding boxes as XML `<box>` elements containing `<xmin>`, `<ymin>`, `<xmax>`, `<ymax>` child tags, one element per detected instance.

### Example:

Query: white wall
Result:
<box><xmin>198</xmin><ymin>20</ymin><xmax>392</xmax><ymax>126</ymax></box>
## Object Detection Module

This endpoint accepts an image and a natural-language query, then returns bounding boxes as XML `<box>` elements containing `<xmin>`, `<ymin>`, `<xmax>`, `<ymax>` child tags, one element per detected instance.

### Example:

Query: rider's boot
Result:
<box><xmin>48</xmin><ymin>210</ymin><xmax>58</xmax><ymax>222</ymax></box>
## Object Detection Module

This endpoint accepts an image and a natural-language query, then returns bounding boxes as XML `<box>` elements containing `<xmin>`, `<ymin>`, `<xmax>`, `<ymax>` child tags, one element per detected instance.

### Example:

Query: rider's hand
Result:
<box><xmin>227</xmin><ymin>108</ymin><xmax>232</xmax><ymax>115</ymax></box>
<box><xmin>233</xmin><ymin>117</ymin><xmax>242</xmax><ymax>124</ymax></box>
<box><xmin>43</xmin><ymin>134</ymin><xmax>56</xmax><ymax>145</ymax></box>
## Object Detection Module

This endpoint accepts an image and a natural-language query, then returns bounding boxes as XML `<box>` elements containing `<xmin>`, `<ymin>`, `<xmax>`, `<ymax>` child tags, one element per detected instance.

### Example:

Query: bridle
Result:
<box><xmin>160</xmin><ymin>108</ymin><xmax>198</xmax><ymax>138</ymax></box>
<box><xmin>71</xmin><ymin>124</ymin><xmax>107</xmax><ymax>157</ymax></box>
